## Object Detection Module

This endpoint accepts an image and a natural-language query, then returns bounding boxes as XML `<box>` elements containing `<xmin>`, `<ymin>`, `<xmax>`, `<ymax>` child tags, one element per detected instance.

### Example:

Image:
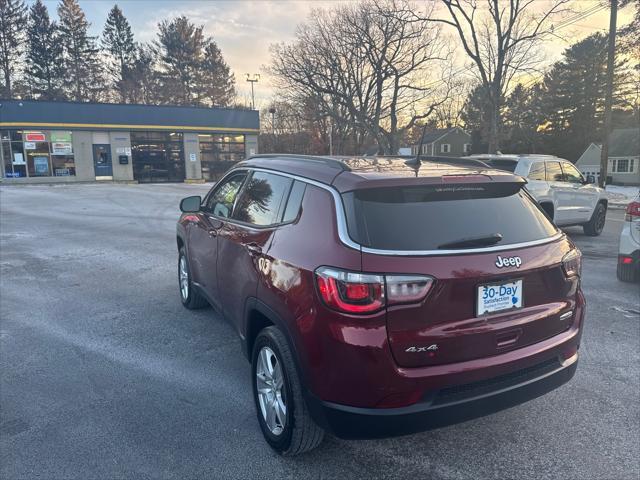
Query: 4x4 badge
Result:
<box><xmin>495</xmin><ymin>255</ymin><xmax>522</xmax><ymax>269</ymax></box>
<box><xmin>405</xmin><ymin>345</ymin><xmax>438</xmax><ymax>353</ymax></box>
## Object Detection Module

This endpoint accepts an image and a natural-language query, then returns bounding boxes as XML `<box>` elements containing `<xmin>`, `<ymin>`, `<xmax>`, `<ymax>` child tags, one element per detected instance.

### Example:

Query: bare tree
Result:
<box><xmin>437</xmin><ymin>0</ymin><xmax>570</xmax><ymax>153</ymax></box>
<box><xmin>269</xmin><ymin>0</ymin><xmax>451</xmax><ymax>154</ymax></box>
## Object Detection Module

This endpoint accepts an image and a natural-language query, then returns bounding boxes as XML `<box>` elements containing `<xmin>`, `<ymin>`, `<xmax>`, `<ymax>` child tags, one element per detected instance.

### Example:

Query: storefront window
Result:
<box><xmin>26</xmin><ymin>141</ymin><xmax>51</xmax><ymax>177</ymax></box>
<box><xmin>2</xmin><ymin>130</ymin><xmax>75</xmax><ymax>178</ymax></box>
<box><xmin>198</xmin><ymin>133</ymin><xmax>245</xmax><ymax>181</ymax></box>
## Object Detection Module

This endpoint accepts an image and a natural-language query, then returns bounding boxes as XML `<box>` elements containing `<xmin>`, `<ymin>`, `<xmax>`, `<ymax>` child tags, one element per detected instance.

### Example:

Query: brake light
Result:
<box><xmin>625</xmin><ymin>201</ymin><xmax>640</xmax><ymax>221</ymax></box>
<box><xmin>562</xmin><ymin>249</ymin><xmax>582</xmax><ymax>278</ymax></box>
<box><xmin>620</xmin><ymin>256</ymin><xmax>634</xmax><ymax>265</ymax></box>
<box><xmin>315</xmin><ymin>267</ymin><xmax>434</xmax><ymax>314</ymax></box>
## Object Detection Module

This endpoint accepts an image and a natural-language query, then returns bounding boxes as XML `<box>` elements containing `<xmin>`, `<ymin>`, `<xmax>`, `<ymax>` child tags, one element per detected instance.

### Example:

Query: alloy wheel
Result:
<box><xmin>255</xmin><ymin>346</ymin><xmax>287</xmax><ymax>435</ymax></box>
<box><xmin>179</xmin><ymin>255</ymin><xmax>189</xmax><ymax>300</ymax></box>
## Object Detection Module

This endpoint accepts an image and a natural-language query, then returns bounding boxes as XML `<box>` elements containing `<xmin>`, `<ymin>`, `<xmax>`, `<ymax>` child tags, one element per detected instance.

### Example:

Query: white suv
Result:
<box><xmin>618</xmin><ymin>194</ymin><xmax>640</xmax><ymax>282</ymax></box>
<box><xmin>467</xmin><ymin>154</ymin><xmax>608</xmax><ymax>236</ymax></box>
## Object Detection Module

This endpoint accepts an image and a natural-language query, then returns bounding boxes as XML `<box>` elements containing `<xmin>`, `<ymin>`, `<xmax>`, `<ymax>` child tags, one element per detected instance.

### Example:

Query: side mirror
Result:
<box><xmin>586</xmin><ymin>175</ymin><xmax>596</xmax><ymax>184</ymax></box>
<box><xmin>180</xmin><ymin>195</ymin><xmax>201</xmax><ymax>213</ymax></box>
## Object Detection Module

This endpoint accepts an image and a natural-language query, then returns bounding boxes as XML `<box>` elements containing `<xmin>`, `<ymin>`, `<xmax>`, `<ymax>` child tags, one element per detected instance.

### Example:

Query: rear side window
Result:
<box><xmin>546</xmin><ymin>162</ymin><xmax>563</xmax><ymax>182</ymax></box>
<box><xmin>527</xmin><ymin>162</ymin><xmax>546</xmax><ymax>181</ymax></box>
<box><xmin>342</xmin><ymin>184</ymin><xmax>557</xmax><ymax>251</ymax></box>
<box><xmin>233</xmin><ymin>171</ymin><xmax>292</xmax><ymax>226</ymax></box>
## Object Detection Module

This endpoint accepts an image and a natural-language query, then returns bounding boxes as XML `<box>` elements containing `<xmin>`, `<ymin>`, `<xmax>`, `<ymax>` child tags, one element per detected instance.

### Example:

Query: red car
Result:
<box><xmin>176</xmin><ymin>155</ymin><xmax>584</xmax><ymax>455</ymax></box>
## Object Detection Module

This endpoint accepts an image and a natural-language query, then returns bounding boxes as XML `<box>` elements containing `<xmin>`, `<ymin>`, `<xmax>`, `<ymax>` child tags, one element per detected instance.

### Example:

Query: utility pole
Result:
<box><xmin>328</xmin><ymin>119</ymin><xmax>333</xmax><ymax>156</ymax></box>
<box><xmin>268</xmin><ymin>106</ymin><xmax>276</xmax><ymax>152</ymax></box>
<box><xmin>245</xmin><ymin>74</ymin><xmax>260</xmax><ymax>110</ymax></box>
<box><xmin>599</xmin><ymin>0</ymin><xmax>618</xmax><ymax>188</ymax></box>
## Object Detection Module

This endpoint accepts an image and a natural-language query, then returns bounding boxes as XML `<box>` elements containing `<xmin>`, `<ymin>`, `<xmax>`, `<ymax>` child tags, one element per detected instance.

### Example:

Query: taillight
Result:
<box><xmin>386</xmin><ymin>275</ymin><xmax>434</xmax><ymax>305</ymax></box>
<box><xmin>625</xmin><ymin>201</ymin><xmax>640</xmax><ymax>221</ymax></box>
<box><xmin>562</xmin><ymin>249</ymin><xmax>582</xmax><ymax>278</ymax></box>
<box><xmin>315</xmin><ymin>267</ymin><xmax>434</xmax><ymax>314</ymax></box>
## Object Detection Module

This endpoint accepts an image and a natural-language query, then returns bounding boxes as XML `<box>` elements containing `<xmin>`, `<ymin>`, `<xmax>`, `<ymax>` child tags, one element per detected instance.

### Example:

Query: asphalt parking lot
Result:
<box><xmin>1</xmin><ymin>183</ymin><xmax>638</xmax><ymax>480</ymax></box>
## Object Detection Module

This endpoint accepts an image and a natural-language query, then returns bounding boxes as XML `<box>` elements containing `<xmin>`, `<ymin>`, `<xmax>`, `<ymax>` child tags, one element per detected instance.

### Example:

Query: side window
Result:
<box><xmin>527</xmin><ymin>162</ymin><xmax>546</xmax><ymax>181</ymax></box>
<box><xmin>440</xmin><ymin>144</ymin><xmax>450</xmax><ymax>153</ymax></box>
<box><xmin>561</xmin><ymin>162</ymin><xmax>583</xmax><ymax>183</ymax></box>
<box><xmin>205</xmin><ymin>172</ymin><xmax>247</xmax><ymax>218</ymax></box>
<box><xmin>282</xmin><ymin>181</ymin><xmax>306</xmax><ymax>223</ymax></box>
<box><xmin>233</xmin><ymin>171</ymin><xmax>292</xmax><ymax>226</ymax></box>
<box><xmin>545</xmin><ymin>161</ymin><xmax>564</xmax><ymax>182</ymax></box>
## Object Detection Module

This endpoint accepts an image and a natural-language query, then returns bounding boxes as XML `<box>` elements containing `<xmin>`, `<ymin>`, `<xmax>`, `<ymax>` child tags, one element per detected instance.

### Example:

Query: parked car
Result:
<box><xmin>618</xmin><ymin>193</ymin><xmax>640</xmax><ymax>282</ymax></box>
<box><xmin>176</xmin><ymin>155</ymin><xmax>585</xmax><ymax>455</ymax></box>
<box><xmin>466</xmin><ymin>154</ymin><xmax>608</xmax><ymax>236</ymax></box>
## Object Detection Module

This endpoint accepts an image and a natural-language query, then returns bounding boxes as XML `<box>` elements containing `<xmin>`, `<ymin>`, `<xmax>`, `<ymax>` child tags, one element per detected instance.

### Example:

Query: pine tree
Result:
<box><xmin>155</xmin><ymin>16</ymin><xmax>206</xmax><ymax>105</ymax></box>
<box><xmin>25</xmin><ymin>0</ymin><xmax>65</xmax><ymax>100</ymax></box>
<box><xmin>0</xmin><ymin>0</ymin><xmax>27</xmax><ymax>97</ymax></box>
<box><xmin>57</xmin><ymin>0</ymin><xmax>103</xmax><ymax>101</ymax></box>
<box><xmin>102</xmin><ymin>4</ymin><xmax>136</xmax><ymax>102</ymax></box>
<box><xmin>199</xmin><ymin>40</ymin><xmax>235</xmax><ymax>107</ymax></box>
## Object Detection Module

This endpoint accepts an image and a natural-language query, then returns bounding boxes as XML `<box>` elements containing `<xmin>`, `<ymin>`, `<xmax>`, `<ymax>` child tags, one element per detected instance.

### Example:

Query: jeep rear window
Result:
<box><xmin>342</xmin><ymin>184</ymin><xmax>557</xmax><ymax>251</ymax></box>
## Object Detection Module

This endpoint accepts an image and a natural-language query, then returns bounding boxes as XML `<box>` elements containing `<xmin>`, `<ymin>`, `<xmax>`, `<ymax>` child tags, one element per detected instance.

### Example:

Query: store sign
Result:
<box><xmin>24</xmin><ymin>142</ymin><xmax>36</xmax><ymax>150</ymax></box>
<box><xmin>25</xmin><ymin>132</ymin><xmax>46</xmax><ymax>142</ymax></box>
<box><xmin>50</xmin><ymin>131</ymin><xmax>72</xmax><ymax>143</ymax></box>
<box><xmin>52</xmin><ymin>142</ymin><xmax>73</xmax><ymax>155</ymax></box>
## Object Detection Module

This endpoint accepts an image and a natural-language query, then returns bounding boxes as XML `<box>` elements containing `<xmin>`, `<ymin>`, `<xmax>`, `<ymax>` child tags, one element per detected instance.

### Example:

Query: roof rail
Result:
<box><xmin>248</xmin><ymin>154</ymin><xmax>351</xmax><ymax>171</ymax></box>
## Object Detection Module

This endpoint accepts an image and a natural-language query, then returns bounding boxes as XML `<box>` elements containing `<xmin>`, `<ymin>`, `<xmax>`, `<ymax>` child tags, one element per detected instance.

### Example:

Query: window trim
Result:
<box><xmin>440</xmin><ymin>143</ymin><xmax>451</xmax><ymax>153</ymax></box>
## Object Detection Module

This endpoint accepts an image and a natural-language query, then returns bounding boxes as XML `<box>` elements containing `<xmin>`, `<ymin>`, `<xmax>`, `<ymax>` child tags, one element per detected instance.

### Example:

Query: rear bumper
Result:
<box><xmin>307</xmin><ymin>353</ymin><xmax>578</xmax><ymax>439</ymax></box>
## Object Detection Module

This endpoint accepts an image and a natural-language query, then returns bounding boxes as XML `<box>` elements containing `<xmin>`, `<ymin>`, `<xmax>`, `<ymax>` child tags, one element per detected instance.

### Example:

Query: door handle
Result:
<box><xmin>246</xmin><ymin>243</ymin><xmax>262</xmax><ymax>256</ymax></box>
<box><xmin>208</xmin><ymin>229</ymin><xmax>218</xmax><ymax>237</ymax></box>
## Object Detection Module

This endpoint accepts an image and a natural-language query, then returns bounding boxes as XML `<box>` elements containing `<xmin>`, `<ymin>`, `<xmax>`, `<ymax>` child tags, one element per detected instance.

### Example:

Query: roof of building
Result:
<box><xmin>0</xmin><ymin>99</ymin><xmax>259</xmax><ymax>133</ymax></box>
<box><xmin>416</xmin><ymin>127</ymin><xmax>470</xmax><ymax>146</ymax></box>
<box><xmin>608</xmin><ymin>128</ymin><xmax>640</xmax><ymax>157</ymax></box>
<box><xmin>240</xmin><ymin>154</ymin><xmax>523</xmax><ymax>193</ymax></box>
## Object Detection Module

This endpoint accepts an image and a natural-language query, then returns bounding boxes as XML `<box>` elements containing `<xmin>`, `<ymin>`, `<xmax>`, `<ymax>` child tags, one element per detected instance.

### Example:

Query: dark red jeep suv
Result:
<box><xmin>176</xmin><ymin>155</ymin><xmax>585</xmax><ymax>455</ymax></box>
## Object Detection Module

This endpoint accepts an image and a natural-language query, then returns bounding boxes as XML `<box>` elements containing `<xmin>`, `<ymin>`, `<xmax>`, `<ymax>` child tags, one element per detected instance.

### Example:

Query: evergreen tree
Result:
<box><xmin>502</xmin><ymin>84</ymin><xmax>541</xmax><ymax>154</ymax></box>
<box><xmin>535</xmin><ymin>33</ymin><xmax>630</xmax><ymax>160</ymax></box>
<box><xmin>199</xmin><ymin>40</ymin><xmax>235</xmax><ymax>107</ymax></box>
<box><xmin>155</xmin><ymin>16</ymin><xmax>205</xmax><ymax>105</ymax></box>
<box><xmin>461</xmin><ymin>85</ymin><xmax>492</xmax><ymax>153</ymax></box>
<box><xmin>57</xmin><ymin>0</ymin><xmax>103</xmax><ymax>101</ymax></box>
<box><xmin>0</xmin><ymin>0</ymin><xmax>27</xmax><ymax>97</ymax></box>
<box><xmin>102</xmin><ymin>4</ymin><xmax>136</xmax><ymax>102</ymax></box>
<box><xmin>155</xmin><ymin>16</ymin><xmax>236</xmax><ymax>106</ymax></box>
<box><xmin>25</xmin><ymin>0</ymin><xmax>65</xmax><ymax>100</ymax></box>
<box><xmin>125</xmin><ymin>44</ymin><xmax>160</xmax><ymax>104</ymax></box>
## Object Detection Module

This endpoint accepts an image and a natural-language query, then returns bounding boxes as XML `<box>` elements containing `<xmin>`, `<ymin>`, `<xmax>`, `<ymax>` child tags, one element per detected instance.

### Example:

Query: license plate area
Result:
<box><xmin>477</xmin><ymin>279</ymin><xmax>523</xmax><ymax>316</ymax></box>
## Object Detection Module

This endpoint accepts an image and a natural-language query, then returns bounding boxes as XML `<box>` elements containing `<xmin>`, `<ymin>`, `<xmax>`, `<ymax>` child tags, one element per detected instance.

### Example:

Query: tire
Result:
<box><xmin>178</xmin><ymin>247</ymin><xmax>208</xmax><ymax>309</ymax></box>
<box><xmin>583</xmin><ymin>202</ymin><xmax>606</xmax><ymax>236</ymax></box>
<box><xmin>251</xmin><ymin>326</ymin><xmax>324</xmax><ymax>455</ymax></box>
<box><xmin>617</xmin><ymin>262</ymin><xmax>638</xmax><ymax>283</ymax></box>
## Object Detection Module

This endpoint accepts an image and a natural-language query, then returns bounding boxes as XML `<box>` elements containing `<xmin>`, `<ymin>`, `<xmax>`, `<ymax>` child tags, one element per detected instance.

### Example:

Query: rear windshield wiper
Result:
<box><xmin>437</xmin><ymin>233</ymin><xmax>503</xmax><ymax>250</ymax></box>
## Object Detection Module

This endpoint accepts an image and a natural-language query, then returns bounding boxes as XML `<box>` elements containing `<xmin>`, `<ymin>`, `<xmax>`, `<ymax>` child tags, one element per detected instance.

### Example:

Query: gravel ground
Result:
<box><xmin>1</xmin><ymin>183</ymin><xmax>638</xmax><ymax>480</ymax></box>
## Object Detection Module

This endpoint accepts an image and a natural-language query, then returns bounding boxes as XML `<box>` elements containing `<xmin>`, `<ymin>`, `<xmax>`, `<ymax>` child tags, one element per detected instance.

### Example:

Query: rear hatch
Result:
<box><xmin>342</xmin><ymin>177</ymin><xmax>579</xmax><ymax>368</ymax></box>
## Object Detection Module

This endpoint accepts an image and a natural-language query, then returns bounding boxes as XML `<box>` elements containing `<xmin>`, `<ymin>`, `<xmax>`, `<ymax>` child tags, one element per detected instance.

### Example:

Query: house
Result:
<box><xmin>411</xmin><ymin>126</ymin><xmax>472</xmax><ymax>157</ymax></box>
<box><xmin>576</xmin><ymin>128</ymin><xmax>640</xmax><ymax>186</ymax></box>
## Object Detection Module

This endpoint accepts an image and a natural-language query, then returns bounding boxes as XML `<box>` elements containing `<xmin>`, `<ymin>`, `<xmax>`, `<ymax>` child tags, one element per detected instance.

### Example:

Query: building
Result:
<box><xmin>575</xmin><ymin>128</ymin><xmax>639</xmax><ymax>186</ymax></box>
<box><xmin>0</xmin><ymin>100</ymin><xmax>259</xmax><ymax>184</ymax></box>
<box><xmin>411</xmin><ymin>126</ymin><xmax>471</xmax><ymax>157</ymax></box>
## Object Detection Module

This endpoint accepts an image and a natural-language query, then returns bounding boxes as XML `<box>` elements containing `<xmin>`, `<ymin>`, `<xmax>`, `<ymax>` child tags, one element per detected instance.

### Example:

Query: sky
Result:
<box><xmin>39</xmin><ymin>0</ymin><xmax>636</xmax><ymax>109</ymax></box>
